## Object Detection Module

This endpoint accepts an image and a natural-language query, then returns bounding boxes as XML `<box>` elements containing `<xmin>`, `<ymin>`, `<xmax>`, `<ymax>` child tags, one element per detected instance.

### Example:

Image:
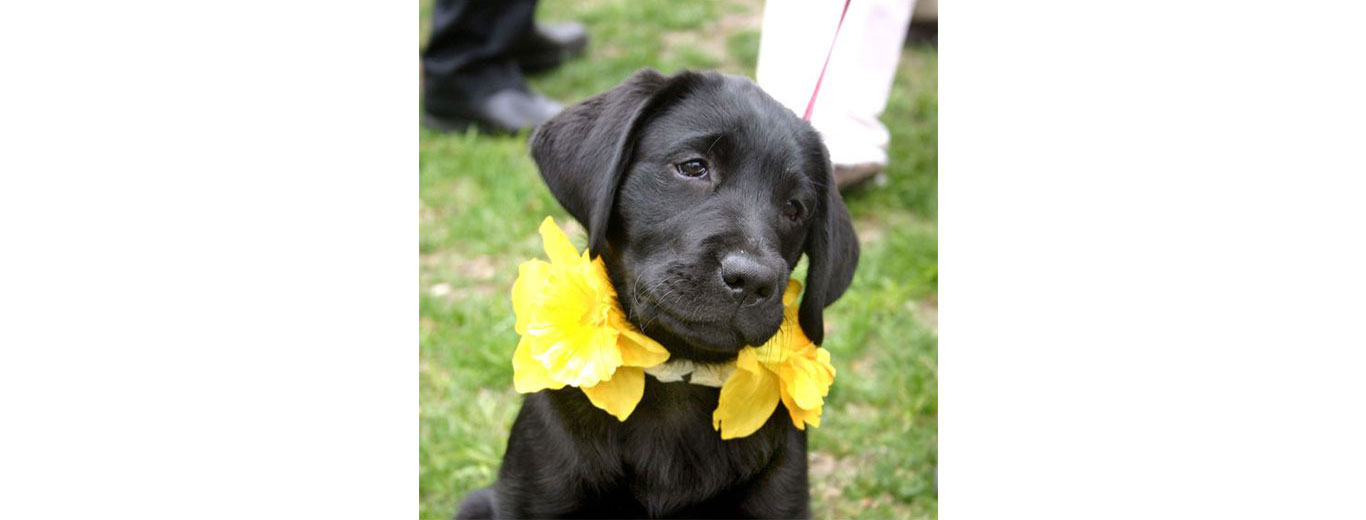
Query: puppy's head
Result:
<box><xmin>531</xmin><ymin>70</ymin><xmax>858</xmax><ymax>361</ymax></box>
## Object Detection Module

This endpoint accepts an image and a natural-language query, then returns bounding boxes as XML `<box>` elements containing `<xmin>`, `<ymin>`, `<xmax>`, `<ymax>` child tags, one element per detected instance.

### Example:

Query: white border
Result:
<box><xmin>1</xmin><ymin>1</ymin><xmax>416</xmax><ymax>518</ymax></box>
<box><xmin>942</xmin><ymin>1</ymin><xmax>1366</xmax><ymax>518</ymax></box>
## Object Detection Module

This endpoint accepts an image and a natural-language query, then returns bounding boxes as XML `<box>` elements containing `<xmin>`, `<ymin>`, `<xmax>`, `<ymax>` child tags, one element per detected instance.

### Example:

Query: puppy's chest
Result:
<box><xmin>616</xmin><ymin>380</ymin><xmax>781</xmax><ymax>492</ymax></box>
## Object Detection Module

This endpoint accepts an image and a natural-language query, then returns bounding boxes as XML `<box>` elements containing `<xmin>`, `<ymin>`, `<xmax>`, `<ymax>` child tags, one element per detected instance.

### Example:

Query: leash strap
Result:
<box><xmin>802</xmin><ymin>0</ymin><xmax>854</xmax><ymax>121</ymax></box>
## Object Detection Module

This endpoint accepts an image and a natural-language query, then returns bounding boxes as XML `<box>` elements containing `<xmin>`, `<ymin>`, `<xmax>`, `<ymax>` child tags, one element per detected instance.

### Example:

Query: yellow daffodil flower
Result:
<box><xmin>511</xmin><ymin>217</ymin><xmax>670</xmax><ymax>420</ymax></box>
<box><xmin>712</xmin><ymin>279</ymin><xmax>837</xmax><ymax>440</ymax></box>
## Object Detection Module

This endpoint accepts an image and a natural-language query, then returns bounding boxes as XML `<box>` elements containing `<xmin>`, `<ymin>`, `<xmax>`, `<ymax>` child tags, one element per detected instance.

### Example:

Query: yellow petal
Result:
<box><xmin>511</xmin><ymin>260</ymin><xmax>551</xmax><ymax>335</ymax></box>
<box><xmin>778</xmin><ymin>345</ymin><xmax>832</xmax><ymax>411</ymax></box>
<box><xmin>784</xmin><ymin>363</ymin><xmax>824</xmax><ymax>410</ymax></box>
<box><xmin>581</xmin><ymin>366</ymin><xmax>645</xmax><ymax>421</ymax></box>
<box><xmin>780</xmin><ymin>389</ymin><xmax>822</xmax><ymax>429</ymax></box>
<box><xmin>768</xmin><ymin>323</ymin><xmax>835</xmax><ymax>430</ymax></box>
<box><xmin>712</xmin><ymin>348</ymin><xmax>782</xmax><ymax>439</ymax></box>
<box><xmin>816</xmin><ymin>346</ymin><xmax>835</xmax><ymax>371</ymax></box>
<box><xmin>513</xmin><ymin>336</ymin><xmax>565</xmax><ymax>393</ymax></box>
<box><xmin>523</xmin><ymin>267</ymin><xmax>596</xmax><ymax>339</ymax></box>
<box><xmin>585</xmin><ymin>256</ymin><xmax>618</xmax><ymax>299</ymax></box>
<box><xmin>751</xmin><ymin>319</ymin><xmax>801</xmax><ymax>365</ymax></box>
<box><xmin>815</xmin><ymin>346</ymin><xmax>836</xmax><ymax>381</ymax></box>
<box><xmin>781</xmin><ymin>279</ymin><xmax>803</xmax><ymax>307</ymax></box>
<box><xmin>535</xmin><ymin>324</ymin><xmax>621</xmax><ymax>387</ymax></box>
<box><xmin>779</xmin><ymin>390</ymin><xmax>805</xmax><ymax>429</ymax></box>
<box><xmin>613</xmin><ymin>317</ymin><xmax>670</xmax><ymax>368</ymax></box>
<box><xmin>538</xmin><ymin>216</ymin><xmax>583</xmax><ymax>265</ymax></box>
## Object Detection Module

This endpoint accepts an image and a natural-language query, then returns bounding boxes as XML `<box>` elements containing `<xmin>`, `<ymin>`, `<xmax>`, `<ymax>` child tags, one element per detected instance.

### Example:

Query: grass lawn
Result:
<box><xmin>419</xmin><ymin>1</ymin><xmax>938</xmax><ymax>518</ymax></box>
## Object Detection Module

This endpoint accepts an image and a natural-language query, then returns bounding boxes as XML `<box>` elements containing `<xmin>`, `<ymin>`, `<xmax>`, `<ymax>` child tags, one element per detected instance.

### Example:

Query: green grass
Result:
<box><xmin>419</xmin><ymin>1</ymin><xmax>937</xmax><ymax>518</ymax></box>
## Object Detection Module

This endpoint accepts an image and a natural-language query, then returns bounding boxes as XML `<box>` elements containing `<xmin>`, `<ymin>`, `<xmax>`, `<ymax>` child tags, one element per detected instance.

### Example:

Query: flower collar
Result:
<box><xmin>511</xmin><ymin>217</ymin><xmax>836</xmax><ymax>439</ymax></box>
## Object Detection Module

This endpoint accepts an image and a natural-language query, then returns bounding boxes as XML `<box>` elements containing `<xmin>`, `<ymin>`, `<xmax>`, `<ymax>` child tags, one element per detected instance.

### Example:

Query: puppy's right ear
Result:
<box><xmin>530</xmin><ymin>69</ymin><xmax>688</xmax><ymax>257</ymax></box>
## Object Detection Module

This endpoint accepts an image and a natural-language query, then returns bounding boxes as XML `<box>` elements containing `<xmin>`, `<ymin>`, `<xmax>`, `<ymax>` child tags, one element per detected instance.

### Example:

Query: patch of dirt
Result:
<box><xmin>808</xmin><ymin>451</ymin><xmax>846</xmax><ymax>505</ymax></box>
<box><xmin>660</xmin><ymin>0</ymin><xmax>764</xmax><ymax>73</ymax></box>
<box><xmin>421</xmin><ymin>251</ymin><xmax>498</xmax><ymax>281</ymax></box>
<box><xmin>849</xmin><ymin>353</ymin><xmax>877</xmax><ymax>377</ymax></box>
<box><xmin>905</xmin><ymin>296</ymin><xmax>937</xmax><ymax>333</ymax></box>
<box><xmin>559</xmin><ymin>219</ymin><xmax>586</xmax><ymax>242</ymax></box>
<box><xmin>419</xmin><ymin>203</ymin><xmax>442</xmax><ymax>225</ymax></box>
<box><xmin>857</xmin><ymin>494</ymin><xmax>900</xmax><ymax>513</ymax></box>
<box><xmin>457</xmin><ymin>285</ymin><xmax>497</xmax><ymax>298</ymax></box>
<box><xmin>839</xmin><ymin>402</ymin><xmax>881</xmax><ymax>422</ymax></box>
<box><xmin>853</xmin><ymin>218</ymin><xmax>886</xmax><ymax>244</ymax></box>
<box><xmin>421</xmin><ymin>251</ymin><xmax>504</xmax><ymax>300</ymax></box>
<box><xmin>809</xmin><ymin>450</ymin><xmax>880</xmax><ymax>515</ymax></box>
<box><xmin>593</xmin><ymin>44</ymin><xmax>625</xmax><ymax>60</ymax></box>
<box><xmin>853</xmin><ymin>214</ymin><xmax>936</xmax><ymax>245</ymax></box>
<box><xmin>426</xmin><ymin>281</ymin><xmax>497</xmax><ymax>300</ymax></box>
<box><xmin>462</xmin><ymin>256</ymin><xmax>496</xmax><ymax>281</ymax></box>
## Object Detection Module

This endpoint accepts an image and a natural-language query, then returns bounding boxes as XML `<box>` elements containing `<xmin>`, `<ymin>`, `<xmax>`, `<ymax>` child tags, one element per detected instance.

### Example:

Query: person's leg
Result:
<box><xmin>510</xmin><ymin>21</ymin><xmax>590</xmax><ymax>75</ymax></box>
<box><xmin>422</xmin><ymin>0</ymin><xmax>534</xmax><ymax>108</ymax></box>
<box><xmin>756</xmin><ymin>0</ymin><xmax>916</xmax><ymax>187</ymax></box>
<box><xmin>421</xmin><ymin>0</ymin><xmax>559</xmax><ymax>133</ymax></box>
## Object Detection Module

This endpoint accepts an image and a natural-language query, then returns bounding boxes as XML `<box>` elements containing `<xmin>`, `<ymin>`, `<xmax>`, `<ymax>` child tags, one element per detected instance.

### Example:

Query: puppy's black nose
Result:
<box><xmin>719</xmin><ymin>253</ymin><xmax>780</xmax><ymax>306</ymax></box>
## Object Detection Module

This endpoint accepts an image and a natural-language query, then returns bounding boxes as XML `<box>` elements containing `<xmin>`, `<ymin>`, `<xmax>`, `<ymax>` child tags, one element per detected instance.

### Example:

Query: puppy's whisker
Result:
<box><xmin>705</xmin><ymin>134</ymin><xmax>723</xmax><ymax>155</ymax></box>
<box><xmin>635</xmin><ymin>276</ymin><xmax>676</xmax><ymax>330</ymax></box>
<box><xmin>633</xmin><ymin>276</ymin><xmax>668</xmax><ymax>316</ymax></box>
<box><xmin>645</xmin><ymin>283</ymin><xmax>681</xmax><ymax>330</ymax></box>
<box><xmin>629</xmin><ymin>278</ymin><xmax>646</xmax><ymax>320</ymax></box>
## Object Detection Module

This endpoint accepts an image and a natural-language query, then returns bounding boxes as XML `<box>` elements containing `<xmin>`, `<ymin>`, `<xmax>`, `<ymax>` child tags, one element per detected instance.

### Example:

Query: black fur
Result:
<box><xmin>457</xmin><ymin>70</ymin><xmax>859</xmax><ymax>519</ymax></box>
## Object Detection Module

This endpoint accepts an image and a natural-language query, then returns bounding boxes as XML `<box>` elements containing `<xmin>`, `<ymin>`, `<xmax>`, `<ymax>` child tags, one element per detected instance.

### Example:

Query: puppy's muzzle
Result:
<box><xmin>719</xmin><ymin>252</ymin><xmax>786</xmax><ymax>345</ymax></box>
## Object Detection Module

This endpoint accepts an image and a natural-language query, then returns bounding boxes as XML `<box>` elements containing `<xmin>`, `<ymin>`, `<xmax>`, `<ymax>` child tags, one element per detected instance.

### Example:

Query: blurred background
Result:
<box><xmin>419</xmin><ymin>1</ymin><xmax>937</xmax><ymax>518</ymax></box>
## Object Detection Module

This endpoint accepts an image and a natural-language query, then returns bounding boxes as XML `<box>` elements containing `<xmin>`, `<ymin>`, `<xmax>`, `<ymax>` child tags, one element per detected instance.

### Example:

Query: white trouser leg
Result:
<box><xmin>756</xmin><ymin>0</ymin><xmax>916</xmax><ymax>168</ymax></box>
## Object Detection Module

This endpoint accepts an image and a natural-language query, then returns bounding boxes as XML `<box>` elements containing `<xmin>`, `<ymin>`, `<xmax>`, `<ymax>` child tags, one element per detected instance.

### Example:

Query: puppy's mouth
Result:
<box><xmin>632</xmin><ymin>288</ymin><xmax>784</xmax><ymax>353</ymax></box>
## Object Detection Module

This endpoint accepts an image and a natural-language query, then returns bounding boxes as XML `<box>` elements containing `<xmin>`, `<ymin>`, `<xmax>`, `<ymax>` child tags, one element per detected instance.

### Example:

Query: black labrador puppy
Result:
<box><xmin>457</xmin><ymin>69</ymin><xmax>859</xmax><ymax>519</ymax></box>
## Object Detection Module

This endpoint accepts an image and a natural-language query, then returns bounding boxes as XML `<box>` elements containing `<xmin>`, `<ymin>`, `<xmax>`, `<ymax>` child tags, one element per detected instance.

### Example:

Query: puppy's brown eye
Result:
<box><xmin>675</xmin><ymin>159</ymin><xmax>709</xmax><ymax>178</ymax></box>
<box><xmin>783</xmin><ymin>200</ymin><xmax>805</xmax><ymax>221</ymax></box>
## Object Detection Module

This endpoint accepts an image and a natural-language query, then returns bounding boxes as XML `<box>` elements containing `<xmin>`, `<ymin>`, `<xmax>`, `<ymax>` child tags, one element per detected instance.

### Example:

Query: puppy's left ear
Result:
<box><xmin>798</xmin><ymin>148</ymin><xmax>859</xmax><ymax>346</ymax></box>
<box><xmin>530</xmin><ymin>69</ymin><xmax>700</xmax><ymax>257</ymax></box>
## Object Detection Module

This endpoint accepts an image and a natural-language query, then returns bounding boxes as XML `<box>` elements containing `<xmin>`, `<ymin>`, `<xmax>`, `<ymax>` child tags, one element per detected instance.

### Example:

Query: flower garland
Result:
<box><xmin>511</xmin><ymin>217</ymin><xmax>836</xmax><ymax>439</ymax></box>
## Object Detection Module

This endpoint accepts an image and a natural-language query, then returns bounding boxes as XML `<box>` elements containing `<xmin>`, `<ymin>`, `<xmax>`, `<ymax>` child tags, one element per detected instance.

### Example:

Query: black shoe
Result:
<box><xmin>510</xmin><ymin>22</ymin><xmax>589</xmax><ymax>74</ymax></box>
<box><xmin>421</xmin><ymin>88</ymin><xmax>562</xmax><ymax>135</ymax></box>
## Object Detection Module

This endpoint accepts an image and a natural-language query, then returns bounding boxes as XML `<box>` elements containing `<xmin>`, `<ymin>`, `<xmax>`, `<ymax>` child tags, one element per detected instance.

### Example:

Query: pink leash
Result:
<box><xmin>802</xmin><ymin>0</ymin><xmax>854</xmax><ymax>121</ymax></box>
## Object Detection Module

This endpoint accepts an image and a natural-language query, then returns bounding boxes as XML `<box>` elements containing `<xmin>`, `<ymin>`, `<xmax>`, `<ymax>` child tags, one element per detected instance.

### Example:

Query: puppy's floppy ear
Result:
<box><xmin>530</xmin><ymin>69</ymin><xmax>694</xmax><ymax>257</ymax></box>
<box><xmin>798</xmin><ymin>146</ymin><xmax>860</xmax><ymax>346</ymax></box>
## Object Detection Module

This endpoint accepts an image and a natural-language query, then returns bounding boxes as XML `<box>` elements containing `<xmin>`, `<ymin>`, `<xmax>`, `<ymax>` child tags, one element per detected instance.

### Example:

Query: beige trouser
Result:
<box><xmin>756</xmin><ymin>0</ymin><xmax>917</xmax><ymax>168</ymax></box>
